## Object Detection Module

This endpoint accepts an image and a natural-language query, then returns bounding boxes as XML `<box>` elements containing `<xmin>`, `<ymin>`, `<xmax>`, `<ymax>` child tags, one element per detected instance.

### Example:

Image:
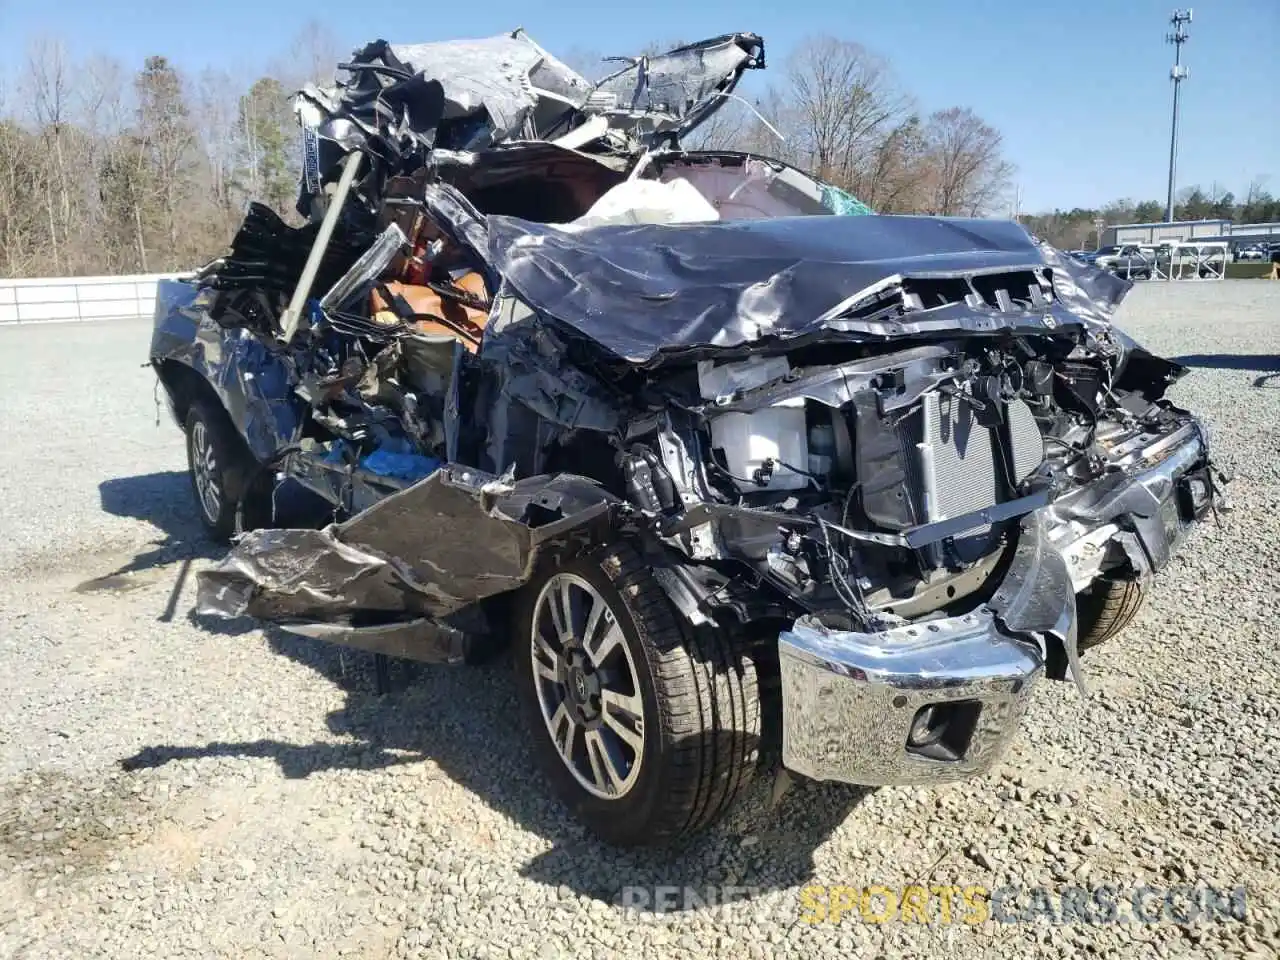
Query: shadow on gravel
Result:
<box><xmin>1173</xmin><ymin>353</ymin><xmax>1280</xmax><ymax>374</ymax></box>
<box><xmin>92</xmin><ymin>471</ymin><xmax>331</xmax><ymax>619</ymax></box>
<box><xmin>96</xmin><ymin>472</ymin><xmax>218</xmax><ymax>570</ymax></box>
<box><xmin>84</xmin><ymin>472</ymin><xmax>223</xmax><ymax>618</ymax></box>
<box><xmin>120</xmin><ymin>631</ymin><xmax>869</xmax><ymax>908</ymax></box>
<box><xmin>108</xmin><ymin>472</ymin><xmax>868</xmax><ymax>904</ymax></box>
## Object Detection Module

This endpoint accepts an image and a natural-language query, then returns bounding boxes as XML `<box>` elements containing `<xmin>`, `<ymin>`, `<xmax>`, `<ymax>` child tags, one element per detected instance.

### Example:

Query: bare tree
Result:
<box><xmin>918</xmin><ymin>107</ymin><xmax>1013</xmax><ymax>216</ymax></box>
<box><xmin>21</xmin><ymin>36</ymin><xmax>75</xmax><ymax>270</ymax></box>
<box><xmin>781</xmin><ymin>36</ymin><xmax>911</xmax><ymax>192</ymax></box>
<box><xmin>266</xmin><ymin>20</ymin><xmax>344</xmax><ymax>94</ymax></box>
<box><xmin>136</xmin><ymin>56</ymin><xmax>199</xmax><ymax>267</ymax></box>
<box><xmin>290</xmin><ymin>20</ymin><xmax>343</xmax><ymax>88</ymax></box>
<box><xmin>0</xmin><ymin>77</ymin><xmax>44</xmax><ymax>276</ymax></box>
<box><xmin>195</xmin><ymin>67</ymin><xmax>238</xmax><ymax>214</ymax></box>
<box><xmin>852</xmin><ymin>114</ymin><xmax>929</xmax><ymax>213</ymax></box>
<box><xmin>236</xmin><ymin>76</ymin><xmax>298</xmax><ymax>214</ymax></box>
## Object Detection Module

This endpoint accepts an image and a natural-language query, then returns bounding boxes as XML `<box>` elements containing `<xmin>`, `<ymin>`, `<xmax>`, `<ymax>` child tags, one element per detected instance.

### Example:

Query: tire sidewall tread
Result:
<box><xmin>514</xmin><ymin>542</ymin><xmax>759</xmax><ymax>846</ymax></box>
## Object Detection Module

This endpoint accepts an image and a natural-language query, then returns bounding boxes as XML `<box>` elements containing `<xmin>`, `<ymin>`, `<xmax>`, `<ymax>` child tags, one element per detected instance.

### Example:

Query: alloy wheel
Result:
<box><xmin>529</xmin><ymin>573</ymin><xmax>646</xmax><ymax>799</ymax></box>
<box><xmin>190</xmin><ymin>420</ymin><xmax>222</xmax><ymax>523</ymax></box>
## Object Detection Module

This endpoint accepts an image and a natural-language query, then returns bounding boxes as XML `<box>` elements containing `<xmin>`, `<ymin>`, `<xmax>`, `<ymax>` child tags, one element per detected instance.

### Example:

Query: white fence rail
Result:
<box><xmin>0</xmin><ymin>272</ymin><xmax>191</xmax><ymax>325</ymax></box>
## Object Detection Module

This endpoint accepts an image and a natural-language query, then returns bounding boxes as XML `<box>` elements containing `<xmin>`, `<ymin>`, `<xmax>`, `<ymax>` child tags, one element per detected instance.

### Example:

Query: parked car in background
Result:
<box><xmin>1236</xmin><ymin>245</ymin><xmax>1266</xmax><ymax>261</ymax></box>
<box><xmin>1095</xmin><ymin>244</ymin><xmax>1157</xmax><ymax>279</ymax></box>
<box><xmin>1072</xmin><ymin>247</ymin><xmax>1113</xmax><ymax>266</ymax></box>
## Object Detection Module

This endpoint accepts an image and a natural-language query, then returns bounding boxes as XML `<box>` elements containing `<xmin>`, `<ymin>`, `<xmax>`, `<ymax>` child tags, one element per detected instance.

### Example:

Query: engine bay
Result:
<box><xmin>603</xmin><ymin>323</ymin><xmax>1205</xmax><ymax>631</ymax></box>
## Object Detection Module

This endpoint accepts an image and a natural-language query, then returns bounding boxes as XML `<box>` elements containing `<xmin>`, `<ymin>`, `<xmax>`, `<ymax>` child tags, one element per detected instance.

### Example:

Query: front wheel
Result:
<box><xmin>185</xmin><ymin>399</ymin><xmax>270</xmax><ymax>542</ymax></box>
<box><xmin>1076</xmin><ymin>576</ymin><xmax>1148</xmax><ymax>650</ymax></box>
<box><xmin>514</xmin><ymin>543</ymin><xmax>759</xmax><ymax>846</ymax></box>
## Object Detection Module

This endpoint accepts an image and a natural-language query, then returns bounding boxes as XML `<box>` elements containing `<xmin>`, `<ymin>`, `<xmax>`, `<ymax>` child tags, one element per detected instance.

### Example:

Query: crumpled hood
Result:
<box><xmin>486</xmin><ymin>213</ymin><xmax>1134</xmax><ymax>366</ymax></box>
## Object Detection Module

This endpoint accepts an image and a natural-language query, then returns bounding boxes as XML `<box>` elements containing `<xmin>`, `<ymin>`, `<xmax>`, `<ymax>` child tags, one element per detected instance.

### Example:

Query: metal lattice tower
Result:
<box><xmin>1165</xmin><ymin>9</ymin><xmax>1193</xmax><ymax>222</ymax></box>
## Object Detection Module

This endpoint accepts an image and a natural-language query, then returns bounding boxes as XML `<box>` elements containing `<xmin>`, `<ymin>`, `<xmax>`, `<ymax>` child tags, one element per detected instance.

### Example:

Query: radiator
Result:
<box><xmin>897</xmin><ymin>392</ymin><xmax>1044</xmax><ymax>545</ymax></box>
<box><xmin>1005</xmin><ymin>399</ymin><xmax>1046</xmax><ymax>485</ymax></box>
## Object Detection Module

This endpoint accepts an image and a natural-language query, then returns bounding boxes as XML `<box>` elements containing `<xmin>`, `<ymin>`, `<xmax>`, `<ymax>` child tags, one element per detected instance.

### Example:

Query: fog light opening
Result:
<box><xmin>905</xmin><ymin>700</ymin><xmax>983</xmax><ymax>762</ymax></box>
<box><xmin>908</xmin><ymin>706</ymin><xmax>942</xmax><ymax>747</ymax></box>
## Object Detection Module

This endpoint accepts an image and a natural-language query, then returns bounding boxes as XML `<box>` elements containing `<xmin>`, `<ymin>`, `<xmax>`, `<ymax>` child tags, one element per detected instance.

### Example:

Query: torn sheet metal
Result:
<box><xmin>197</xmin><ymin>527</ymin><xmax>438</xmax><ymax>621</ymax></box>
<box><xmin>150</xmin><ymin>280</ymin><xmax>301</xmax><ymax>460</ymax></box>
<box><xmin>197</xmin><ymin>466</ymin><xmax>620</xmax><ymax>624</ymax></box>
<box><xmin>294</xmin><ymin>32</ymin><xmax>764</xmax><ymax>217</ymax></box>
<box><xmin>195</xmin><ymin>203</ymin><xmax>371</xmax><ymax>298</ymax></box>
<box><xmin>485</xmin><ymin>213</ymin><xmax>1100</xmax><ymax>365</ymax></box>
<box><xmin>385</xmin><ymin>32</ymin><xmax>591</xmax><ymax>140</ymax></box>
<box><xmin>293</xmin><ymin>31</ymin><xmax>594</xmax><ymax>215</ymax></box>
<box><xmin>589</xmin><ymin>33</ymin><xmax>764</xmax><ymax>143</ymax></box>
<box><xmin>320</xmin><ymin>223</ymin><xmax>408</xmax><ymax>312</ymax></box>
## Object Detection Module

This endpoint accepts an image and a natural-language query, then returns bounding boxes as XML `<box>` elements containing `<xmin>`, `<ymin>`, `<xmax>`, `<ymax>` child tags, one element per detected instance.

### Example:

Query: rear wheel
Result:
<box><xmin>185</xmin><ymin>399</ymin><xmax>270</xmax><ymax>542</ymax></box>
<box><xmin>1076</xmin><ymin>576</ymin><xmax>1148</xmax><ymax>650</ymax></box>
<box><xmin>515</xmin><ymin>543</ymin><xmax>759</xmax><ymax>846</ymax></box>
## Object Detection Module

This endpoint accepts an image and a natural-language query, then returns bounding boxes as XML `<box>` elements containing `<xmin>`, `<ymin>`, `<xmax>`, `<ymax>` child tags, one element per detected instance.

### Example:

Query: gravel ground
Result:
<box><xmin>0</xmin><ymin>283</ymin><xmax>1278</xmax><ymax>959</ymax></box>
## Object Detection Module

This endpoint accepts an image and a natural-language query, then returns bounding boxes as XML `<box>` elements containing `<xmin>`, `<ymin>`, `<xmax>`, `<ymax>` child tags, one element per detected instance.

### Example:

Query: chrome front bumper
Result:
<box><xmin>778</xmin><ymin>417</ymin><xmax>1212</xmax><ymax>787</ymax></box>
<box><xmin>778</xmin><ymin>609</ymin><xmax>1044</xmax><ymax>785</ymax></box>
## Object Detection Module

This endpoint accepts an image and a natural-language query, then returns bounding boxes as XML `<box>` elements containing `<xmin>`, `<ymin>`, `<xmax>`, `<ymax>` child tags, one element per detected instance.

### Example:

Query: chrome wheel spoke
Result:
<box><xmin>547</xmin><ymin>580</ymin><xmax>573</xmax><ymax>645</ymax></box>
<box><xmin>549</xmin><ymin>702</ymin><xmax>578</xmax><ymax>765</ymax></box>
<box><xmin>601</xmin><ymin>688</ymin><xmax>645</xmax><ymax>753</ymax></box>
<box><xmin>584</xmin><ymin>729</ymin><xmax>626</xmax><ymax>794</ymax></box>
<box><xmin>532</xmin><ymin>633</ymin><xmax>560</xmax><ymax>684</ymax></box>
<box><xmin>583</xmin><ymin>619</ymin><xmax>622</xmax><ymax>670</ymax></box>
<box><xmin>191</xmin><ymin>422</ymin><xmax>221</xmax><ymax>519</ymax></box>
<box><xmin>531</xmin><ymin>572</ymin><xmax>646</xmax><ymax>800</ymax></box>
<box><xmin>534</xmin><ymin>656</ymin><xmax>560</xmax><ymax>685</ymax></box>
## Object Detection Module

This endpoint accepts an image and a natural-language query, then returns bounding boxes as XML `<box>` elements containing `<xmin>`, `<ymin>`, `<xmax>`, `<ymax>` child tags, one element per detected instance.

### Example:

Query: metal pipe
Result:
<box><xmin>1165</xmin><ymin>57</ymin><xmax>1182</xmax><ymax>222</ymax></box>
<box><xmin>279</xmin><ymin>150</ymin><xmax>364</xmax><ymax>345</ymax></box>
<box><xmin>915</xmin><ymin>439</ymin><xmax>944</xmax><ymax>567</ymax></box>
<box><xmin>1164</xmin><ymin>10</ymin><xmax>1192</xmax><ymax>223</ymax></box>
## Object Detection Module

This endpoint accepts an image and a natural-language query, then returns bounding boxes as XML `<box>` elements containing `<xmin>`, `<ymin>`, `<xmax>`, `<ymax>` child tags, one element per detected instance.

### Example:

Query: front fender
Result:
<box><xmin>196</xmin><ymin>467</ymin><xmax>622</xmax><ymax>643</ymax></box>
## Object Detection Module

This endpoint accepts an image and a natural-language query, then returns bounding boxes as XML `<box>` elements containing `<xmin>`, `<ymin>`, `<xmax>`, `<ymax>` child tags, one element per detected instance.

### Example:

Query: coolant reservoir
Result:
<box><xmin>710</xmin><ymin>399</ymin><xmax>810</xmax><ymax>492</ymax></box>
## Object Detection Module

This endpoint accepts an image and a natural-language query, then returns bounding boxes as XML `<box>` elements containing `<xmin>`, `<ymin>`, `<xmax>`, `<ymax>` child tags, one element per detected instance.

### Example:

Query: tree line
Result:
<box><xmin>0</xmin><ymin>25</ymin><xmax>337</xmax><ymax>278</ymax></box>
<box><xmin>0</xmin><ymin>29</ymin><xmax>1024</xmax><ymax>280</ymax></box>
<box><xmin>2</xmin><ymin>26</ymin><xmax>1264</xmax><ymax>280</ymax></box>
<box><xmin>1021</xmin><ymin>184</ymin><xmax>1280</xmax><ymax>251</ymax></box>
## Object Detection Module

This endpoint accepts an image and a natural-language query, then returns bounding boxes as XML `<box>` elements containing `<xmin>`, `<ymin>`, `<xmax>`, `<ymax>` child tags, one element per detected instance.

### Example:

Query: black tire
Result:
<box><xmin>514</xmin><ymin>542</ymin><xmax>759</xmax><ymax>847</ymax></box>
<box><xmin>1076</xmin><ymin>576</ymin><xmax>1148</xmax><ymax>651</ymax></box>
<box><xmin>184</xmin><ymin>398</ymin><xmax>266</xmax><ymax>542</ymax></box>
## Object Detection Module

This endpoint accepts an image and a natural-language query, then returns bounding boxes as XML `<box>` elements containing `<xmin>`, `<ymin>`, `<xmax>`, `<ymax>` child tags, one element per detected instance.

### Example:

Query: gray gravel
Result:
<box><xmin>1</xmin><ymin>283</ymin><xmax>1278</xmax><ymax>959</ymax></box>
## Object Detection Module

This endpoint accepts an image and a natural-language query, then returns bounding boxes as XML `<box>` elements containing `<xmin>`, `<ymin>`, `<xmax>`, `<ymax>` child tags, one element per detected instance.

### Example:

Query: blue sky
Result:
<box><xmin>1</xmin><ymin>0</ymin><xmax>1276</xmax><ymax>212</ymax></box>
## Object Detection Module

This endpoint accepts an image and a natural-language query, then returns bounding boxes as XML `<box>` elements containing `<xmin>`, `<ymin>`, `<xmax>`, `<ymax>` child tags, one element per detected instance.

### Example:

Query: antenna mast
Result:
<box><xmin>1165</xmin><ymin>9</ymin><xmax>1192</xmax><ymax>222</ymax></box>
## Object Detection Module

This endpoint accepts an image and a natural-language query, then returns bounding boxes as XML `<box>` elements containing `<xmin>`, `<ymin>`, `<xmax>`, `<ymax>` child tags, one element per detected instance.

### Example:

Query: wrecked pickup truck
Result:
<box><xmin>150</xmin><ymin>30</ymin><xmax>1222</xmax><ymax>847</ymax></box>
